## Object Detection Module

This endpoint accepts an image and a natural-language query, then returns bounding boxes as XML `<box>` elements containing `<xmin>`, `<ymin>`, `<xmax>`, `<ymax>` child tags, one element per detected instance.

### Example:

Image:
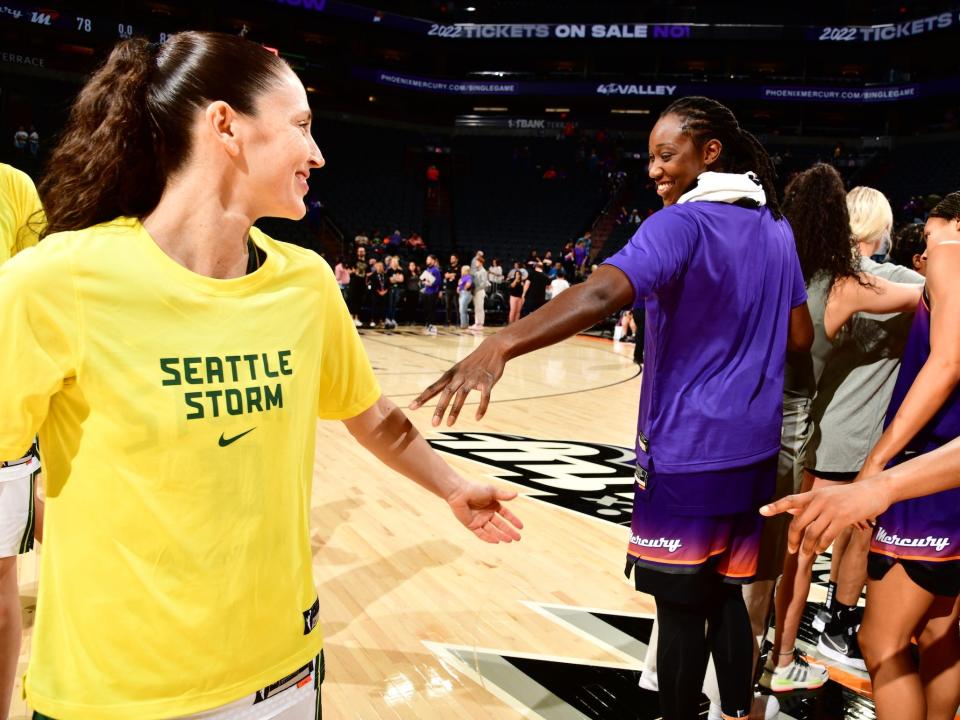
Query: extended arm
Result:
<box><xmin>343</xmin><ymin>395</ymin><xmax>523</xmax><ymax>543</ymax></box>
<box><xmin>411</xmin><ymin>265</ymin><xmax>635</xmax><ymax>425</ymax></box>
<box><xmin>762</xmin><ymin>434</ymin><xmax>960</xmax><ymax>554</ymax></box>
<box><xmin>824</xmin><ymin>273</ymin><xmax>923</xmax><ymax>340</ymax></box>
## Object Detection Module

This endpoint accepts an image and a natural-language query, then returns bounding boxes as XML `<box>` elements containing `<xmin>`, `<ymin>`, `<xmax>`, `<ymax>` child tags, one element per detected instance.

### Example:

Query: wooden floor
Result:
<box><xmin>13</xmin><ymin>328</ymin><xmax>649</xmax><ymax>719</ymax></box>
<box><xmin>13</xmin><ymin>327</ymin><xmax>917</xmax><ymax>719</ymax></box>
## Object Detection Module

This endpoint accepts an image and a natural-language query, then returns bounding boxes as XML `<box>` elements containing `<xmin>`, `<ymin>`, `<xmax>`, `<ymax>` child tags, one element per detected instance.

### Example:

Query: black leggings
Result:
<box><xmin>654</xmin><ymin>578</ymin><xmax>753</xmax><ymax>719</ymax></box>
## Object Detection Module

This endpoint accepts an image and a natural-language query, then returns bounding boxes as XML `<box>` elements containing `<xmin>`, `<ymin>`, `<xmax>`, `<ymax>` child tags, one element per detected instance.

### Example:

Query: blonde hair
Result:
<box><xmin>846</xmin><ymin>186</ymin><xmax>893</xmax><ymax>247</ymax></box>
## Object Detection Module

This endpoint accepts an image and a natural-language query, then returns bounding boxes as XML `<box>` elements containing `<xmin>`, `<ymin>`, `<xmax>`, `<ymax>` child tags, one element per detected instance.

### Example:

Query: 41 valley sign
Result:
<box><xmin>427</xmin><ymin>432</ymin><xmax>636</xmax><ymax>526</ymax></box>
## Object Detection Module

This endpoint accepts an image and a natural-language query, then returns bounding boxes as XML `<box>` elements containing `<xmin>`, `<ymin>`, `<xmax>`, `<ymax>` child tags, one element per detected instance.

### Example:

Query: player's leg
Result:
<box><xmin>656</xmin><ymin>596</ymin><xmax>710</xmax><ymax>718</ymax></box>
<box><xmin>0</xmin><ymin>555</ymin><xmax>19</xmax><ymax>720</ymax></box>
<box><xmin>770</xmin><ymin>472</ymin><xmax>838</xmax><ymax>682</ymax></box>
<box><xmin>916</xmin><ymin>583</ymin><xmax>960</xmax><ymax>719</ymax></box>
<box><xmin>859</xmin><ymin>562</ymin><xmax>934</xmax><ymax>720</ymax></box>
<box><xmin>0</xmin><ymin>471</ymin><xmax>34</xmax><ymax>720</ymax></box>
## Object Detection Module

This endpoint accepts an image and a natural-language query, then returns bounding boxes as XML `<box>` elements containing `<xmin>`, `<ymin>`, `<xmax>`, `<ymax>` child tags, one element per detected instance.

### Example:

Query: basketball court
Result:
<box><xmin>12</xmin><ymin>329</ymin><xmax>905</xmax><ymax>719</ymax></box>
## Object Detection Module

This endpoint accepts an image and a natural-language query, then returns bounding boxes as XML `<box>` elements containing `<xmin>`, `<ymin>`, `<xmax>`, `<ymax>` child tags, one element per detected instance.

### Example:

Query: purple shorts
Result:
<box><xmin>626</xmin><ymin>456</ymin><xmax>776</xmax><ymax>586</ymax></box>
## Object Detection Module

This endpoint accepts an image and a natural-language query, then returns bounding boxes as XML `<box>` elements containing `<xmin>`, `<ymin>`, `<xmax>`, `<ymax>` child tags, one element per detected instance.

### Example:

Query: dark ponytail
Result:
<box><xmin>660</xmin><ymin>96</ymin><xmax>783</xmax><ymax>220</ymax></box>
<box><xmin>38</xmin><ymin>32</ymin><xmax>288</xmax><ymax>237</ymax></box>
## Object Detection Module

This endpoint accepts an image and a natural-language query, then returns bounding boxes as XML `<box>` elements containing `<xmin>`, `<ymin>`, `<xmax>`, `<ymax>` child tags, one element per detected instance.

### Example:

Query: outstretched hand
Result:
<box><xmin>760</xmin><ymin>477</ymin><xmax>891</xmax><ymax>555</ymax></box>
<box><xmin>446</xmin><ymin>480</ymin><xmax>523</xmax><ymax>544</ymax></box>
<box><xmin>409</xmin><ymin>337</ymin><xmax>508</xmax><ymax>426</ymax></box>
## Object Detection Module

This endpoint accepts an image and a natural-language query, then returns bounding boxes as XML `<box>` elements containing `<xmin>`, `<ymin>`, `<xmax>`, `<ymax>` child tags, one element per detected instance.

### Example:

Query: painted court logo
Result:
<box><xmin>875</xmin><ymin>527</ymin><xmax>951</xmax><ymax>553</ymax></box>
<box><xmin>427</xmin><ymin>432</ymin><xmax>636</xmax><ymax>526</ymax></box>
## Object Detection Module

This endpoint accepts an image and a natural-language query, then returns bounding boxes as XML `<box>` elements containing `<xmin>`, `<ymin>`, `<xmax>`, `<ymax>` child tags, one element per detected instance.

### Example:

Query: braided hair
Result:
<box><xmin>929</xmin><ymin>192</ymin><xmax>960</xmax><ymax>221</ymax></box>
<box><xmin>660</xmin><ymin>96</ymin><xmax>782</xmax><ymax>219</ymax></box>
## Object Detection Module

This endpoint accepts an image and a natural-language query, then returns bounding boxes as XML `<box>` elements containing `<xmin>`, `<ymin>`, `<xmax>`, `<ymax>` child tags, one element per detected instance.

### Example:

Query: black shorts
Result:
<box><xmin>628</xmin><ymin>555</ymin><xmax>749</xmax><ymax>605</ymax></box>
<box><xmin>868</xmin><ymin>552</ymin><xmax>960</xmax><ymax>598</ymax></box>
<box><xmin>806</xmin><ymin>468</ymin><xmax>858</xmax><ymax>482</ymax></box>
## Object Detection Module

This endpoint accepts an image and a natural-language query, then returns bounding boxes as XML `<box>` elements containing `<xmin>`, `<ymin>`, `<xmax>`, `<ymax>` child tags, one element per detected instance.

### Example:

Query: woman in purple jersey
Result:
<box><xmin>413</xmin><ymin>97</ymin><xmax>812</xmax><ymax>720</ymax></box>
<box><xmin>767</xmin><ymin>192</ymin><xmax>960</xmax><ymax>718</ymax></box>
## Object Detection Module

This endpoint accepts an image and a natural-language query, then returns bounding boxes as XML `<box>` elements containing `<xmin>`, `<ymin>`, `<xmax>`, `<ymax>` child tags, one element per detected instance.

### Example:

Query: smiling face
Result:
<box><xmin>647</xmin><ymin>113</ymin><xmax>721</xmax><ymax>207</ymax></box>
<box><xmin>241</xmin><ymin>68</ymin><xmax>324</xmax><ymax>220</ymax></box>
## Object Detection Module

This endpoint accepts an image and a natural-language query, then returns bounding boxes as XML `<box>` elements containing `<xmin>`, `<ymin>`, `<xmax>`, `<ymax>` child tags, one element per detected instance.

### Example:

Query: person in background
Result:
<box><xmin>507</xmin><ymin>261</ymin><xmax>526</xmax><ymax>324</ymax></box>
<box><xmin>457</xmin><ymin>265</ymin><xmax>473</xmax><ymax>330</ymax></box>
<box><xmin>12</xmin><ymin>127</ymin><xmax>27</xmax><ymax>156</ymax></box>
<box><xmin>521</xmin><ymin>262</ymin><xmax>549</xmax><ymax>317</ymax></box>
<box><xmin>470</xmin><ymin>249</ymin><xmax>484</xmax><ymax>274</ymax></box>
<box><xmin>488</xmin><ymin>257</ymin><xmax>504</xmax><ymax>285</ymax></box>
<box><xmin>348</xmin><ymin>261</ymin><xmax>367</xmax><ymax>327</ymax></box>
<box><xmin>385</xmin><ymin>256</ymin><xmax>405</xmax><ymax>330</ymax></box>
<box><xmin>333</xmin><ymin>257</ymin><xmax>350</xmax><ymax>303</ymax></box>
<box><xmin>573</xmin><ymin>240</ymin><xmax>587</xmax><ymax>278</ymax></box>
<box><xmin>470</xmin><ymin>256</ymin><xmax>489</xmax><ymax>330</ymax></box>
<box><xmin>0</xmin><ymin>161</ymin><xmax>45</xmax><ymax>720</ymax></box>
<box><xmin>27</xmin><ymin>126</ymin><xmax>39</xmax><ymax>159</ymax></box>
<box><xmin>443</xmin><ymin>253</ymin><xmax>460</xmax><ymax>327</ymax></box>
<box><xmin>403</xmin><ymin>259</ymin><xmax>421</xmax><ymax>325</ymax></box>
<box><xmin>548</xmin><ymin>268</ymin><xmax>570</xmax><ymax>299</ymax></box>
<box><xmin>890</xmin><ymin>222</ymin><xmax>927</xmax><ymax>277</ymax></box>
<box><xmin>368</xmin><ymin>260</ymin><xmax>388</xmax><ymax>328</ymax></box>
<box><xmin>420</xmin><ymin>254</ymin><xmax>442</xmax><ymax>334</ymax></box>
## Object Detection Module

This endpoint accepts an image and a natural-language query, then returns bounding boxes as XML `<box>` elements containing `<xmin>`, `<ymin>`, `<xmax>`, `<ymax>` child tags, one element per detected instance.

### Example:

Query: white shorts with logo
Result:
<box><xmin>0</xmin><ymin>453</ymin><xmax>38</xmax><ymax>558</ymax></box>
<box><xmin>177</xmin><ymin>653</ymin><xmax>323</xmax><ymax>720</ymax></box>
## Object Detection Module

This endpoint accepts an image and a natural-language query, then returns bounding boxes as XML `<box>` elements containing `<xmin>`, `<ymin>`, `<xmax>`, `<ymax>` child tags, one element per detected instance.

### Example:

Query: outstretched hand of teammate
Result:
<box><xmin>446</xmin><ymin>480</ymin><xmax>523</xmax><ymax>543</ymax></box>
<box><xmin>760</xmin><ymin>477</ymin><xmax>891</xmax><ymax>555</ymax></box>
<box><xmin>409</xmin><ymin>336</ymin><xmax>508</xmax><ymax>426</ymax></box>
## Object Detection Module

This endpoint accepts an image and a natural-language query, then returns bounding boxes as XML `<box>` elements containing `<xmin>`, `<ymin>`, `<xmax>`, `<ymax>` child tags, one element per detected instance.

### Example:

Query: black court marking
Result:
<box><xmin>433</xmin><ymin>602</ymin><xmax>877</xmax><ymax>720</ymax></box>
<box><xmin>363</xmin><ymin>334</ymin><xmax>641</xmax><ymax>404</ymax></box>
<box><xmin>590</xmin><ymin>612</ymin><xmax>655</xmax><ymax>644</ymax></box>
<box><xmin>428</xmin><ymin>432</ymin><xmax>637</xmax><ymax>526</ymax></box>
<box><xmin>500</xmin><ymin>656</ymin><xmax>700</xmax><ymax>720</ymax></box>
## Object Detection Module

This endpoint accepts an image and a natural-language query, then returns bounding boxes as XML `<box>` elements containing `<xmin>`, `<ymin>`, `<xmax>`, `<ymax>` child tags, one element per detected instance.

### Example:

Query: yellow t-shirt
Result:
<box><xmin>0</xmin><ymin>217</ymin><xmax>380</xmax><ymax>719</ymax></box>
<box><xmin>0</xmin><ymin>163</ymin><xmax>43</xmax><ymax>262</ymax></box>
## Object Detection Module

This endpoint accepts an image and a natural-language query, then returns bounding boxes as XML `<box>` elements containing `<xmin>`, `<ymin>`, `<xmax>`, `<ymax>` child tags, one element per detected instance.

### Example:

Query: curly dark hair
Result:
<box><xmin>889</xmin><ymin>223</ymin><xmax>925</xmax><ymax>270</ymax></box>
<box><xmin>782</xmin><ymin>163</ymin><xmax>859</xmax><ymax>285</ymax></box>
<box><xmin>661</xmin><ymin>96</ymin><xmax>782</xmax><ymax>220</ymax></box>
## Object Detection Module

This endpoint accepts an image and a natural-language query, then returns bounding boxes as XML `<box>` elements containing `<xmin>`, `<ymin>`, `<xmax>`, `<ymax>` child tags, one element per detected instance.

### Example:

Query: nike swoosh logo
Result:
<box><xmin>218</xmin><ymin>428</ymin><xmax>256</xmax><ymax>447</ymax></box>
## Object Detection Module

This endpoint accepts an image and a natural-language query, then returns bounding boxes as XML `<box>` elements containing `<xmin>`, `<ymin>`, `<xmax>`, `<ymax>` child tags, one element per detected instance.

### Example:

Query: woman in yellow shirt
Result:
<box><xmin>0</xmin><ymin>32</ymin><xmax>521</xmax><ymax>720</ymax></box>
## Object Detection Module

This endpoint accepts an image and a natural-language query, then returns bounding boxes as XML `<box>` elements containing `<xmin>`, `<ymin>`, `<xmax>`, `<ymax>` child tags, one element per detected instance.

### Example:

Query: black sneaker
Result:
<box><xmin>817</xmin><ymin>625</ymin><xmax>867</xmax><ymax>671</ymax></box>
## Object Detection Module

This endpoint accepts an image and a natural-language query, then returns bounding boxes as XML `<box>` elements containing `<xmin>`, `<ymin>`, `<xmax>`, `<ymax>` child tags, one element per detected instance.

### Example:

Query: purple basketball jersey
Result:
<box><xmin>872</xmin><ymin>293</ymin><xmax>960</xmax><ymax>564</ymax></box>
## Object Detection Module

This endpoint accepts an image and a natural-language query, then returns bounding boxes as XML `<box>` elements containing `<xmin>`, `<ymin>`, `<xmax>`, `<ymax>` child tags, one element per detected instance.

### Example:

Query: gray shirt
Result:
<box><xmin>784</xmin><ymin>271</ymin><xmax>831</xmax><ymax>402</ymax></box>
<box><xmin>805</xmin><ymin>258</ymin><xmax>924</xmax><ymax>472</ymax></box>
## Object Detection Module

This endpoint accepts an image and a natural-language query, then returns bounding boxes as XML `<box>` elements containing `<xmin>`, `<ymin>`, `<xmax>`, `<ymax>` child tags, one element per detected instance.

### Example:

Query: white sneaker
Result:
<box><xmin>708</xmin><ymin>693</ymin><xmax>780</xmax><ymax>720</ymax></box>
<box><xmin>428</xmin><ymin>325</ymin><xmax>438</xmax><ymax>335</ymax></box>
<box><xmin>638</xmin><ymin>668</ymin><xmax>658</xmax><ymax>692</ymax></box>
<box><xmin>760</xmin><ymin>649</ymin><xmax>829</xmax><ymax>693</ymax></box>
